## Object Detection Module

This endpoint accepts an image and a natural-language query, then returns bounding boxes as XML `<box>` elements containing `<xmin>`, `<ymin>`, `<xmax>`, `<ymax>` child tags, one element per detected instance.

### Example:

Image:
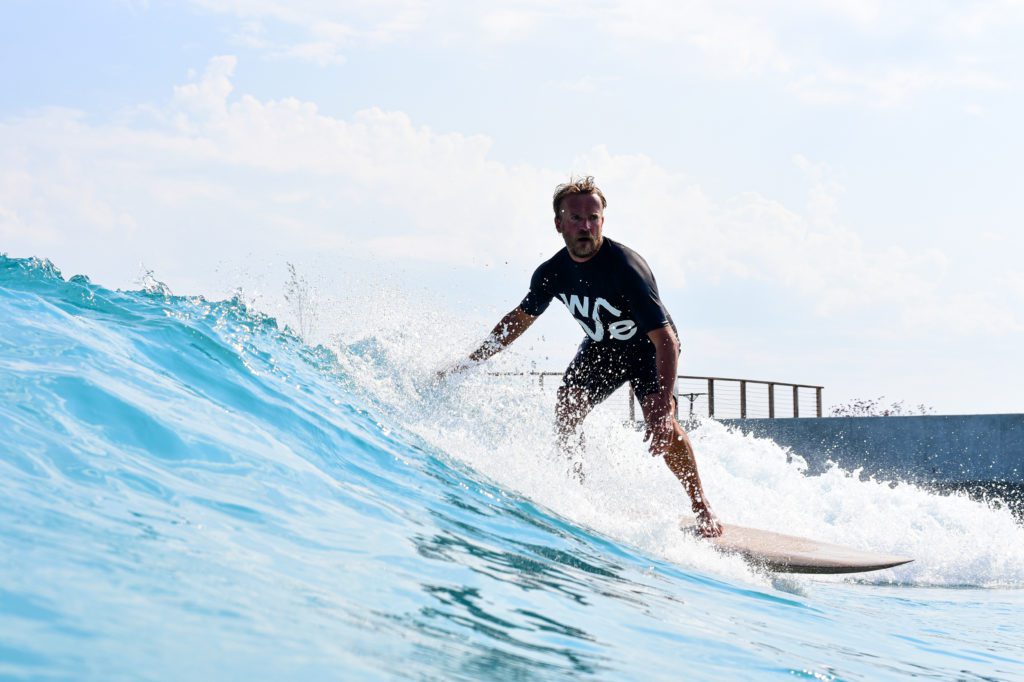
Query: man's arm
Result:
<box><xmin>437</xmin><ymin>307</ymin><xmax>537</xmax><ymax>379</ymax></box>
<box><xmin>646</xmin><ymin>324</ymin><xmax>680</xmax><ymax>419</ymax></box>
<box><xmin>469</xmin><ymin>307</ymin><xmax>537</xmax><ymax>362</ymax></box>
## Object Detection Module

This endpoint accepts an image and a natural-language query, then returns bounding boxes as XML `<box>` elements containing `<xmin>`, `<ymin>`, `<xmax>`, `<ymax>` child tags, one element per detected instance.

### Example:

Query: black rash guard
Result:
<box><xmin>519</xmin><ymin>237</ymin><xmax>677</xmax><ymax>347</ymax></box>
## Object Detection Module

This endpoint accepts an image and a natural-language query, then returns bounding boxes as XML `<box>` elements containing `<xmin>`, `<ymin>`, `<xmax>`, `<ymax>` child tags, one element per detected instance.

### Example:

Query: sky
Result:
<box><xmin>2</xmin><ymin>0</ymin><xmax>1023</xmax><ymax>415</ymax></box>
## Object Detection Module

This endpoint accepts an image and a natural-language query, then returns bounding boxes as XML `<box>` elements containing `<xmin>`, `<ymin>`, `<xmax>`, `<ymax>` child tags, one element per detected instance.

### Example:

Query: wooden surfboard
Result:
<box><xmin>680</xmin><ymin>518</ymin><xmax>913</xmax><ymax>574</ymax></box>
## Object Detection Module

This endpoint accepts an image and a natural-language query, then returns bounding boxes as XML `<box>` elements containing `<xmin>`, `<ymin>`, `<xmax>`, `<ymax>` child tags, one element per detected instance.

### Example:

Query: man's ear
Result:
<box><xmin>554</xmin><ymin>216</ymin><xmax>563</xmax><ymax>233</ymax></box>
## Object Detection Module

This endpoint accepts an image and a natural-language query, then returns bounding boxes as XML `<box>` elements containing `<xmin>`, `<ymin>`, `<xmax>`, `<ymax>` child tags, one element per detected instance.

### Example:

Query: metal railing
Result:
<box><xmin>489</xmin><ymin>372</ymin><xmax>824</xmax><ymax>420</ymax></box>
<box><xmin>661</xmin><ymin>375</ymin><xmax>823</xmax><ymax>419</ymax></box>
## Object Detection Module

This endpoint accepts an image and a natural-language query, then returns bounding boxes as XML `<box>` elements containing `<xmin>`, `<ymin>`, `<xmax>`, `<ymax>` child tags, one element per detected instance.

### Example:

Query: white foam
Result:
<box><xmin>323</xmin><ymin>287</ymin><xmax>1024</xmax><ymax>589</ymax></box>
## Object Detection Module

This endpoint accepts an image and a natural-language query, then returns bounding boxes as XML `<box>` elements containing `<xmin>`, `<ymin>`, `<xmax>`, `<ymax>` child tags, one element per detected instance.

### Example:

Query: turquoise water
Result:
<box><xmin>1</xmin><ymin>255</ymin><xmax>1022</xmax><ymax>681</ymax></box>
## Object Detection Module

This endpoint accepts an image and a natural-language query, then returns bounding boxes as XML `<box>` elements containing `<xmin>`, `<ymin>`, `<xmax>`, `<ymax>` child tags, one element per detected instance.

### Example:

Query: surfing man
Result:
<box><xmin>440</xmin><ymin>176</ymin><xmax>722</xmax><ymax>537</ymax></box>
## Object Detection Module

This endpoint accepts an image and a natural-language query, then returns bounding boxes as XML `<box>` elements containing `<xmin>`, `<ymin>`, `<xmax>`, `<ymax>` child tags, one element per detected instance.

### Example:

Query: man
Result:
<box><xmin>440</xmin><ymin>176</ymin><xmax>722</xmax><ymax>537</ymax></box>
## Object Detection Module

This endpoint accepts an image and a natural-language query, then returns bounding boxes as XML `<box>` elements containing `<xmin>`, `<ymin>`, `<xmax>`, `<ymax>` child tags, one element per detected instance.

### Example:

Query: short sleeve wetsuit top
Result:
<box><xmin>519</xmin><ymin>237</ymin><xmax>678</xmax><ymax>404</ymax></box>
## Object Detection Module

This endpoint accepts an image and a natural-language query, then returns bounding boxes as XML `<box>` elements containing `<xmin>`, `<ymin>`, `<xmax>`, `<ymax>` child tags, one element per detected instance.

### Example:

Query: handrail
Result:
<box><xmin>678</xmin><ymin>374</ymin><xmax>823</xmax><ymax>389</ymax></box>
<box><xmin>486</xmin><ymin>371</ymin><xmax>824</xmax><ymax>419</ymax></box>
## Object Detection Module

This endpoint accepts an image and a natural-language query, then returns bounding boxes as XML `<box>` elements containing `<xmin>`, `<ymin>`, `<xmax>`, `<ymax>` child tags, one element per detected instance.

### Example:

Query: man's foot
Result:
<box><xmin>695</xmin><ymin>507</ymin><xmax>723</xmax><ymax>538</ymax></box>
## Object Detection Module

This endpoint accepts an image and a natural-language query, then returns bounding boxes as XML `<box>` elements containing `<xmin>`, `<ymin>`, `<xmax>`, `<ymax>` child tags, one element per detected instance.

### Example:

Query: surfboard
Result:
<box><xmin>680</xmin><ymin>518</ymin><xmax>913</xmax><ymax>574</ymax></box>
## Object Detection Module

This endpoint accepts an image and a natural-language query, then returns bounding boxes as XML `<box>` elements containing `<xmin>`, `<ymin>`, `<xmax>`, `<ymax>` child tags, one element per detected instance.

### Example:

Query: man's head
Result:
<box><xmin>553</xmin><ymin>176</ymin><xmax>606</xmax><ymax>262</ymax></box>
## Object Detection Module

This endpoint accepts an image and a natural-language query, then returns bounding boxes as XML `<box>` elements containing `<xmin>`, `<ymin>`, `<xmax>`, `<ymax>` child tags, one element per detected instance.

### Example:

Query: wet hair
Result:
<box><xmin>552</xmin><ymin>176</ymin><xmax>607</xmax><ymax>216</ymax></box>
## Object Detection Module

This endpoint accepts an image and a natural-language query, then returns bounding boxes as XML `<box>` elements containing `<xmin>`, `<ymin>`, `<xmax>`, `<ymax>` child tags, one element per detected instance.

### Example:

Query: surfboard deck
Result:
<box><xmin>680</xmin><ymin>517</ymin><xmax>913</xmax><ymax>574</ymax></box>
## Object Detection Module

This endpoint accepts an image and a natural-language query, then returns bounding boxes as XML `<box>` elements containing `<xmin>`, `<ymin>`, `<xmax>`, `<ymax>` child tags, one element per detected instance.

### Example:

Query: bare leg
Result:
<box><xmin>640</xmin><ymin>394</ymin><xmax>722</xmax><ymax>537</ymax></box>
<box><xmin>555</xmin><ymin>385</ymin><xmax>593</xmax><ymax>480</ymax></box>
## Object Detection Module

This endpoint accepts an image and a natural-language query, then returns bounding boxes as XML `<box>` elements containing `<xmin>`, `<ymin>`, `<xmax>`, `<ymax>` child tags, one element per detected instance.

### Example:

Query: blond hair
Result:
<box><xmin>552</xmin><ymin>176</ymin><xmax>607</xmax><ymax>216</ymax></box>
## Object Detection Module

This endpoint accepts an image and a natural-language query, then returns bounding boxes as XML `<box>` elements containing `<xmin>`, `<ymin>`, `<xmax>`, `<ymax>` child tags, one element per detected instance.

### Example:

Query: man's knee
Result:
<box><xmin>556</xmin><ymin>385</ymin><xmax>589</xmax><ymax>427</ymax></box>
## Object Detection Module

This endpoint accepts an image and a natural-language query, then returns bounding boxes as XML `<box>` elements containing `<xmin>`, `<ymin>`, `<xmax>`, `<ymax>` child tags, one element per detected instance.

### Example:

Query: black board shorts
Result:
<box><xmin>560</xmin><ymin>338</ymin><xmax>663</xmax><ymax>406</ymax></box>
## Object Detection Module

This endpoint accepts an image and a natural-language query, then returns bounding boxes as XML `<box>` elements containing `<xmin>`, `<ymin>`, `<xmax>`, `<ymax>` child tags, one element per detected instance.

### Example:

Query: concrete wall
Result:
<box><xmin>720</xmin><ymin>414</ymin><xmax>1024</xmax><ymax>484</ymax></box>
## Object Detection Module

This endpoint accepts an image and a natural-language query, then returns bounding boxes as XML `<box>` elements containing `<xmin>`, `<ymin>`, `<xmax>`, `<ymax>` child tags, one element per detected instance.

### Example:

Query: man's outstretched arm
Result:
<box><xmin>644</xmin><ymin>325</ymin><xmax>723</xmax><ymax>537</ymax></box>
<box><xmin>646</xmin><ymin>325</ymin><xmax>682</xmax><ymax>422</ymax></box>
<box><xmin>437</xmin><ymin>307</ymin><xmax>537</xmax><ymax>378</ymax></box>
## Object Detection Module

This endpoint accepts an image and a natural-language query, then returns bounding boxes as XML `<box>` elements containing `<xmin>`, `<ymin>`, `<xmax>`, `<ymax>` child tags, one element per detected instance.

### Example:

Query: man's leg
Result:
<box><xmin>639</xmin><ymin>392</ymin><xmax>721</xmax><ymax>536</ymax></box>
<box><xmin>554</xmin><ymin>342</ymin><xmax>624</xmax><ymax>479</ymax></box>
<box><xmin>555</xmin><ymin>384</ymin><xmax>594</xmax><ymax>452</ymax></box>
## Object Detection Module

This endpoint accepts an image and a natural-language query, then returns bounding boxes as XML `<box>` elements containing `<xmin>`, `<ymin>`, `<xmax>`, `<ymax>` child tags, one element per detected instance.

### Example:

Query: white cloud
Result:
<box><xmin>906</xmin><ymin>293</ymin><xmax>1024</xmax><ymax>335</ymax></box>
<box><xmin>192</xmin><ymin>0</ymin><xmax>427</xmax><ymax>49</ymax></box>
<box><xmin>230</xmin><ymin>18</ymin><xmax>351</xmax><ymax>65</ymax></box>
<box><xmin>0</xmin><ymin>203</ymin><xmax>39</xmax><ymax>243</ymax></box>
<box><xmin>793</xmin><ymin>154</ymin><xmax>843</xmax><ymax>228</ymax></box>
<box><xmin>180</xmin><ymin>1</ymin><xmax>1024</xmax><ymax>108</ymax></box>
<box><xmin>173</xmin><ymin>55</ymin><xmax>237</xmax><ymax>124</ymax></box>
<box><xmin>268</xmin><ymin>41</ymin><xmax>346</xmax><ymax>66</ymax></box>
<box><xmin>0</xmin><ymin>109</ymin><xmax>141</xmax><ymax>248</ymax></box>
<box><xmin>593</xmin><ymin>1</ymin><xmax>793</xmax><ymax>77</ymax></box>
<box><xmin>812</xmin><ymin>0</ymin><xmax>882</xmax><ymax>25</ymax></box>
<box><xmin>1</xmin><ymin>56</ymin><xmax>1019</xmax><ymax>339</ymax></box>
<box><xmin>567</xmin><ymin>146</ymin><xmax>962</xmax><ymax>326</ymax></box>
<box><xmin>936</xmin><ymin>0</ymin><xmax>1024</xmax><ymax>39</ymax></box>
<box><xmin>787</xmin><ymin>63</ymin><xmax>1007</xmax><ymax>108</ymax></box>
<box><xmin>1007</xmin><ymin>271</ymin><xmax>1024</xmax><ymax>303</ymax></box>
<box><xmin>550</xmin><ymin>75</ymin><xmax>620</xmax><ymax>94</ymax></box>
<box><xmin>479</xmin><ymin>9</ymin><xmax>540</xmax><ymax>43</ymax></box>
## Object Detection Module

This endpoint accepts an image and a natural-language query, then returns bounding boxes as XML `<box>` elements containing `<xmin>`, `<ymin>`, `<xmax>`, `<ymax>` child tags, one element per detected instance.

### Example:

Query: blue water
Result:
<box><xmin>2</xmin><ymin>254</ymin><xmax>1022</xmax><ymax>681</ymax></box>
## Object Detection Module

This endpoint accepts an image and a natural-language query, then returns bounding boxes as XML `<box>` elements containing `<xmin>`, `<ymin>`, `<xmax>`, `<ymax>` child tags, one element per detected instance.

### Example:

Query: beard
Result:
<box><xmin>567</xmin><ymin>235</ymin><xmax>601</xmax><ymax>259</ymax></box>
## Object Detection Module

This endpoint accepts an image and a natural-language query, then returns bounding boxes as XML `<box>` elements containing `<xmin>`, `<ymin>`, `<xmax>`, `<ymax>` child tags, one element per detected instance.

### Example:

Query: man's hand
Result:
<box><xmin>436</xmin><ymin>307</ymin><xmax>537</xmax><ymax>384</ymax></box>
<box><xmin>433</xmin><ymin>360</ymin><xmax>471</xmax><ymax>383</ymax></box>
<box><xmin>642</xmin><ymin>393</ymin><xmax>675</xmax><ymax>447</ymax></box>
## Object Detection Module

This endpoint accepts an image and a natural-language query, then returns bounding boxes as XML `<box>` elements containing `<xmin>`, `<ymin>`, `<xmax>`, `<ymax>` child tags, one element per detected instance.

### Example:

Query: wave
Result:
<box><xmin>1</xmin><ymin>254</ymin><xmax>1022</xmax><ymax>680</ymax></box>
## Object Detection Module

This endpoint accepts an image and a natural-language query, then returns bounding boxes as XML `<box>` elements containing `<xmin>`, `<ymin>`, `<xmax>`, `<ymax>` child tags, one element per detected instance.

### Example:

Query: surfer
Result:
<box><xmin>439</xmin><ymin>176</ymin><xmax>722</xmax><ymax>537</ymax></box>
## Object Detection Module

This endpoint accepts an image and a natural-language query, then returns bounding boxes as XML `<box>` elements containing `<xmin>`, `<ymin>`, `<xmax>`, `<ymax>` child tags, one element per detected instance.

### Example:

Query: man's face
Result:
<box><xmin>555</xmin><ymin>193</ymin><xmax>604</xmax><ymax>262</ymax></box>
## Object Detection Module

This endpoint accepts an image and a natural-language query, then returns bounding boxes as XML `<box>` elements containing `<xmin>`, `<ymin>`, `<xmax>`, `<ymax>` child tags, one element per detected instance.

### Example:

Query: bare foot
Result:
<box><xmin>696</xmin><ymin>508</ymin><xmax>723</xmax><ymax>538</ymax></box>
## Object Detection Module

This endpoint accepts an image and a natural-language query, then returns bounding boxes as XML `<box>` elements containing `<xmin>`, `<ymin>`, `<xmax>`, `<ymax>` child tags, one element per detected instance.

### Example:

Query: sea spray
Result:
<box><xmin>323</xmin><ymin>272</ymin><xmax>1024</xmax><ymax>589</ymax></box>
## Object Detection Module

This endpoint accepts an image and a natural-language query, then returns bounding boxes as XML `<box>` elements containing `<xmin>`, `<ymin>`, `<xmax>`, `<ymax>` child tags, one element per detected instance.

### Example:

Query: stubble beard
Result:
<box><xmin>567</xmin><ymin>235</ymin><xmax>601</xmax><ymax>260</ymax></box>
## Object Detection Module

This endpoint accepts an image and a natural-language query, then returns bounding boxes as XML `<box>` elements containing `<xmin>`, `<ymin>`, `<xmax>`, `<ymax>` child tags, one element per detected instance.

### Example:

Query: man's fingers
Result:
<box><xmin>435</xmin><ymin>359</ymin><xmax>474</xmax><ymax>382</ymax></box>
<box><xmin>647</xmin><ymin>429</ymin><xmax>671</xmax><ymax>455</ymax></box>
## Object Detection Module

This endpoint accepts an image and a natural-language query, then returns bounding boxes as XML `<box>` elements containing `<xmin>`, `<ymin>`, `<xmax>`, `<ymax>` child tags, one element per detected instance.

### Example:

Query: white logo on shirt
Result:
<box><xmin>557</xmin><ymin>294</ymin><xmax>637</xmax><ymax>341</ymax></box>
